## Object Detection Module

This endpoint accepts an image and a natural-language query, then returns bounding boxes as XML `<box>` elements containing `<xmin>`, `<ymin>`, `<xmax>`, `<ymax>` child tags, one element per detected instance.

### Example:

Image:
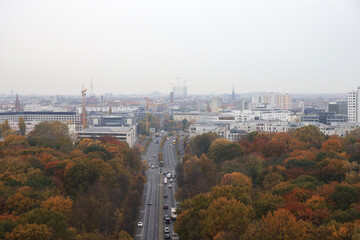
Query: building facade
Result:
<box><xmin>0</xmin><ymin>112</ymin><xmax>81</xmax><ymax>125</ymax></box>
<box><xmin>77</xmin><ymin>126</ymin><xmax>137</xmax><ymax>147</ymax></box>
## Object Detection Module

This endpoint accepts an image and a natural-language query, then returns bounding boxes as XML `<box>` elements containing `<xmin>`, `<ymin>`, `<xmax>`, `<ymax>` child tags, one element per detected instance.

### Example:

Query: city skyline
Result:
<box><xmin>1</xmin><ymin>0</ymin><xmax>359</xmax><ymax>95</ymax></box>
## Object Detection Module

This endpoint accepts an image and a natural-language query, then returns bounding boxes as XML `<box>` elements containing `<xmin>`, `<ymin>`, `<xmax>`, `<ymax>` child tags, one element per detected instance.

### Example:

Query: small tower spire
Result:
<box><xmin>15</xmin><ymin>94</ymin><xmax>21</xmax><ymax>112</ymax></box>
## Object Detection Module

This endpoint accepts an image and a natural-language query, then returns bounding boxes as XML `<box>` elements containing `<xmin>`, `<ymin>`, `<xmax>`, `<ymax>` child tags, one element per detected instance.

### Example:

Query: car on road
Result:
<box><xmin>169</xmin><ymin>178</ymin><xmax>173</xmax><ymax>183</ymax></box>
<box><xmin>137</xmin><ymin>221</ymin><xmax>143</xmax><ymax>227</ymax></box>
<box><xmin>147</xmin><ymin>201</ymin><xmax>152</xmax><ymax>205</ymax></box>
<box><xmin>172</xmin><ymin>232</ymin><xmax>179</xmax><ymax>240</ymax></box>
<box><xmin>164</xmin><ymin>214</ymin><xmax>169</xmax><ymax>220</ymax></box>
<box><xmin>164</xmin><ymin>227</ymin><xmax>170</xmax><ymax>233</ymax></box>
<box><xmin>165</xmin><ymin>233</ymin><xmax>170</xmax><ymax>239</ymax></box>
<box><xmin>165</xmin><ymin>216</ymin><xmax>171</xmax><ymax>224</ymax></box>
<box><xmin>168</xmin><ymin>184</ymin><xmax>172</xmax><ymax>188</ymax></box>
<box><xmin>163</xmin><ymin>204</ymin><xmax>168</xmax><ymax>209</ymax></box>
<box><xmin>151</xmin><ymin>165</ymin><xmax>155</xmax><ymax>169</ymax></box>
<box><xmin>164</xmin><ymin>194</ymin><xmax>168</xmax><ymax>198</ymax></box>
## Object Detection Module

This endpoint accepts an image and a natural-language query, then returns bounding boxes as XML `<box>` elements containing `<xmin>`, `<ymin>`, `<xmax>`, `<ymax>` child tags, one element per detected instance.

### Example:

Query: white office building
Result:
<box><xmin>348</xmin><ymin>87</ymin><xmax>360</xmax><ymax>122</ymax></box>
<box><xmin>77</xmin><ymin>125</ymin><xmax>137</xmax><ymax>147</ymax></box>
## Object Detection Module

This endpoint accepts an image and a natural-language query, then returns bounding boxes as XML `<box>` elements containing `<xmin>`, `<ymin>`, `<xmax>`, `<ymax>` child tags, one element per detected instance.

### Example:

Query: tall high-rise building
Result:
<box><xmin>173</xmin><ymin>85</ymin><xmax>187</xmax><ymax>98</ymax></box>
<box><xmin>348</xmin><ymin>87</ymin><xmax>360</xmax><ymax>122</ymax></box>
<box><xmin>210</xmin><ymin>97</ymin><xmax>222</xmax><ymax>112</ymax></box>
<box><xmin>232</xmin><ymin>84</ymin><xmax>235</xmax><ymax>101</ymax></box>
<box><xmin>170</xmin><ymin>92</ymin><xmax>174</xmax><ymax>103</ymax></box>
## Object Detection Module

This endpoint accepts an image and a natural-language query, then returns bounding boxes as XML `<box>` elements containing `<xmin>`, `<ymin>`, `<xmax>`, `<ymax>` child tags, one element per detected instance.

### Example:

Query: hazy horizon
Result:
<box><xmin>1</xmin><ymin>0</ymin><xmax>359</xmax><ymax>95</ymax></box>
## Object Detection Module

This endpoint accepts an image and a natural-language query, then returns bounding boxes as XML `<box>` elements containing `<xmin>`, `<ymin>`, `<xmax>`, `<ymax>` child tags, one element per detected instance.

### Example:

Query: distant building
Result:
<box><xmin>93</xmin><ymin>115</ymin><xmax>134</xmax><ymax>127</ymax></box>
<box><xmin>234</xmin><ymin>100</ymin><xmax>248</xmax><ymax>111</ymax></box>
<box><xmin>301</xmin><ymin>112</ymin><xmax>347</xmax><ymax>125</ymax></box>
<box><xmin>328</xmin><ymin>101</ymin><xmax>347</xmax><ymax>115</ymax></box>
<box><xmin>173</xmin><ymin>85</ymin><xmax>187</xmax><ymax>98</ymax></box>
<box><xmin>173</xmin><ymin>112</ymin><xmax>200</xmax><ymax>122</ymax></box>
<box><xmin>252</xmin><ymin>93</ymin><xmax>292</xmax><ymax>110</ymax></box>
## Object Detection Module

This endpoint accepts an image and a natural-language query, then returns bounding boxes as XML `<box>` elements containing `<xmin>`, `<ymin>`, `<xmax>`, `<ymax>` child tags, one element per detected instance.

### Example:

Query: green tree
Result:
<box><xmin>293</xmin><ymin>125</ymin><xmax>325</xmax><ymax>149</ymax></box>
<box><xmin>330</xmin><ymin>185</ymin><xmax>360</xmax><ymax>210</ymax></box>
<box><xmin>290</xmin><ymin>175</ymin><xmax>322</xmax><ymax>190</ymax></box>
<box><xmin>18</xmin><ymin>117</ymin><xmax>26</xmax><ymax>136</ymax></box>
<box><xmin>182</xmin><ymin>119</ymin><xmax>189</xmax><ymax>131</ymax></box>
<box><xmin>207</xmin><ymin>139</ymin><xmax>244</xmax><ymax>165</ymax></box>
<box><xmin>1</xmin><ymin>119</ymin><xmax>11</xmax><ymax>136</ymax></box>
<box><xmin>27</xmin><ymin>121</ymin><xmax>73</xmax><ymax>152</ymax></box>
<box><xmin>20</xmin><ymin>208</ymin><xmax>72</xmax><ymax>239</ymax></box>
<box><xmin>238</xmin><ymin>155</ymin><xmax>264</xmax><ymax>181</ymax></box>
<box><xmin>189</xmin><ymin>132</ymin><xmax>220</xmax><ymax>157</ymax></box>
<box><xmin>64</xmin><ymin>159</ymin><xmax>112</xmax><ymax>196</ymax></box>
<box><xmin>254</xmin><ymin>193</ymin><xmax>283</xmax><ymax>218</ymax></box>
<box><xmin>175</xmin><ymin>194</ymin><xmax>211</xmax><ymax>240</ymax></box>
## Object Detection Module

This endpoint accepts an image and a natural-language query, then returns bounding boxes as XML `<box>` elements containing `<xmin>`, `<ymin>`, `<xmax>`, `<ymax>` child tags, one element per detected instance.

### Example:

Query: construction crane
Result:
<box><xmin>144</xmin><ymin>97</ymin><xmax>166</xmax><ymax>132</ymax></box>
<box><xmin>81</xmin><ymin>86</ymin><xmax>87</xmax><ymax>130</ymax></box>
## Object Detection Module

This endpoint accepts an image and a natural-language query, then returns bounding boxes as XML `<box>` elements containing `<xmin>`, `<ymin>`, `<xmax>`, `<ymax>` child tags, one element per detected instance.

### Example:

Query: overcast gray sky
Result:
<box><xmin>0</xmin><ymin>0</ymin><xmax>359</xmax><ymax>96</ymax></box>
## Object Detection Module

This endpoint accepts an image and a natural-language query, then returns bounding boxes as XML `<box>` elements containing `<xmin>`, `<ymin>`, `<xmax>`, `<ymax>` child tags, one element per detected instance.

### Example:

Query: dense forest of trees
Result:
<box><xmin>175</xmin><ymin>126</ymin><xmax>360</xmax><ymax>240</ymax></box>
<box><xmin>0</xmin><ymin>121</ymin><xmax>144</xmax><ymax>240</ymax></box>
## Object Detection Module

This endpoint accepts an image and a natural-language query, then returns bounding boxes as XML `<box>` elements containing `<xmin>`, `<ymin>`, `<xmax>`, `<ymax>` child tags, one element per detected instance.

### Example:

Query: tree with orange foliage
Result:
<box><xmin>200</xmin><ymin>197</ymin><xmax>254</xmax><ymax>240</ymax></box>
<box><xmin>321</xmin><ymin>136</ymin><xmax>343</xmax><ymax>153</ymax></box>
<box><xmin>286</xmin><ymin>149</ymin><xmax>317</xmax><ymax>164</ymax></box>
<box><xmin>116</xmin><ymin>230</ymin><xmax>133</xmax><ymax>240</ymax></box>
<box><xmin>263</xmin><ymin>139</ymin><xmax>287</xmax><ymax>157</ymax></box>
<box><xmin>5</xmin><ymin>223</ymin><xmax>52</xmax><ymax>240</ymax></box>
<box><xmin>243</xmin><ymin>209</ymin><xmax>313</xmax><ymax>240</ymax></box>
<box><xmin>250</xmin><ymin>133</ymin><xmax>272</xmax><ymax>155</ymax></box>
<box><xmin>221</xmin><ymin>172</ymin><xmax>252</xmax><ymax>192</ymax></box>
<box><xmin>4</xmin><ymin>135</ymin><xmax>28</xmax><ymax>148</ymax></box>
<box><xmin>213</xmin><ymin>231</ymin><xmax>236</xmax><ymax>240</ymax></box>
<box><xmin>5</xmin><ymin>193</ymin><xmax>34</xmax><ymax>215</ymax></box>
<box><xmin>41</xmin><ymin>196</ymin><xmax>73</xmax><ymax>216</ymax></box>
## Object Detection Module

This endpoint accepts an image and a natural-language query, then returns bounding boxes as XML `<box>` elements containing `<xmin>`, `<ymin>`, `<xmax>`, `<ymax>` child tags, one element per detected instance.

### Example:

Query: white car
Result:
<box><xmin>164</xmin><ymin>227</ymin><xmax>170</xmax><ymax>233</ymax></box>
<box><xmin>138</xmin><ymin>221</ymin><xmax>143</xmax><ymax>227</ymax></box>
